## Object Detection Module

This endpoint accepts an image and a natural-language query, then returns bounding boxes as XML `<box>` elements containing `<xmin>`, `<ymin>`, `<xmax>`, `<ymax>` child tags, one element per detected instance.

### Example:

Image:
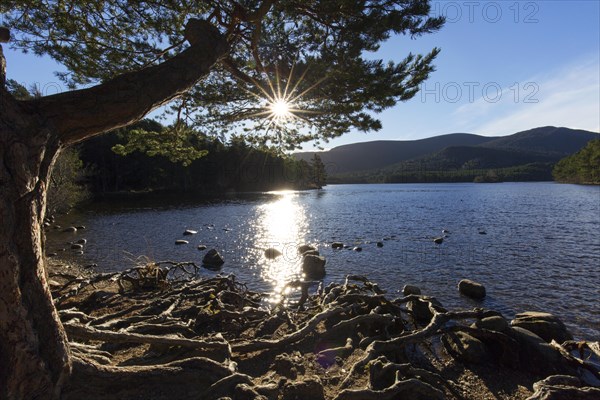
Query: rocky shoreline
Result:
<box><xmin>47</xmin><ymin>252</ymin><xmax>600</xmax><ymax>400</ymax></box>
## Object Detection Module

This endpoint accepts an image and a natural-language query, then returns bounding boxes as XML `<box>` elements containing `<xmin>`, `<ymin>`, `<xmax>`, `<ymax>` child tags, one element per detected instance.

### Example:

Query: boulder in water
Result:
<box><xmin>302</xmin><ymin>255</ymin><xmax>326</xmax><ymax>279</ymax></box>
<box><xmin>298</xmin><ymin>244</ymin><xmax>316</xmax><ymax>254</ymax></box>
<box><xmin>331</xmin><ymin>242</ymin><xmax>344</xmax><ymax>249</ymax></box>
<box><xmin>183</xmin><ymin>229</ymin><xmax>197</xmax><ymax>236</ymax></box>
<box><xmin>175</xmin><ymin>240</ymin><xmax>189</xmax><ymax>245</ymax></box>
<box><xmin>203</xmin><ymin>249</ymin><xmax>225</xmax><ymax>268</ymax></box>
<box><xmin>402</xmin><ymin>285</ymin><xmax>422</xmax><ymax>296</ymax></box>
<box><xmin>264</xmin><ymin>248</ymin><xmax>282</xmax><ymax>259</ymax></box>
<box><xmin>458</xmin><ymin>279</ymin><xmax>486</xmax><ymax>299</ymax></box>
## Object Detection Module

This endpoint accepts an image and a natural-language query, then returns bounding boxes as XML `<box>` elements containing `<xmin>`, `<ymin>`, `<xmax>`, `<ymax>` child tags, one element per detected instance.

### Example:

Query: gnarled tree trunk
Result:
<box><xmin>0</xmin><ymin>20</ymin><xmax>228</xmax><ymax>399</ymax></box>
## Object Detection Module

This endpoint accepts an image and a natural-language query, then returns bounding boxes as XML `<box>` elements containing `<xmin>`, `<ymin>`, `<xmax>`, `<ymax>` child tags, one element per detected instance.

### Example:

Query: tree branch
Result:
<box><xmin>31</xmin><ymin>19</ymin><xmax>229</xmax><ymax>145</ymax></box>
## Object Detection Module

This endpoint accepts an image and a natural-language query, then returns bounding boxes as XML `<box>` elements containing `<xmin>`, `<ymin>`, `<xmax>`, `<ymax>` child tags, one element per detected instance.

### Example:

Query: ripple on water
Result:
<box><xmin>47</xmin><ymin>183</ymin><xmax>600</xmax><ymax>340</ymax></box>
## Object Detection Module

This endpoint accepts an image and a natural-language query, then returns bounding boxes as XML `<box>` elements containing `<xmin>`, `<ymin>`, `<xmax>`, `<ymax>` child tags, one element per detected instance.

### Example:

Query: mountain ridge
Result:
<box><xmin>294</xmin><ymin>126</ymin><xmax>599</xmax><ymax>178</ymax></box>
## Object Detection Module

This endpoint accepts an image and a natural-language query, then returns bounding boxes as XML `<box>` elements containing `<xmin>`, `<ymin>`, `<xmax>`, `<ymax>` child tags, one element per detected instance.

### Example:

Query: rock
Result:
<box><xmin>47</xmin><ymin>252</ymin><xmax>58</xmax><ymax>257</ymax></box>
<box><xmin>75</xmin><ymin>225</ymin><xmax>86</xmax><ymax>230</ymax></box>
<box><xmin>402</xmin><ymin>284</ymin><xmax>422</xmax><ymax>296</ymax></box>
<box><xmin>175</xmin><ymin>240</ymin><xmax>189</xmax><ymax>245</ymax></box>
<box><xmin>458</xmin><ymin>279</ymin><xmax>486</xmax><ymax>299</ymax></box>
<box><xmin>331</xmin><ymin>242</ymin><xmax>344</xmax><ymax>249</ymax></box>
<box><xmin>272</xmin><ymin>353</ymin><xmax>303</xmax><ymax>379</ymax></box>
<box><xmin>73</xmin><ymin>251</ymin><xmax>84</xmax><ymax>255</ymax></box>
<box><xmin>43</xmin><ymin>222</ymin><xmax>51</xmax><ymax>228</ymax></box>
<box><xmin>63</xmin><ymin>226</ymin><xmax>77</xmax><ymax>233</ymax></box>
<box><xmin>479</xmin><ymin>230</ymin><xmax>487</xmax><ymax>235</ymax></box>
<box><xmin>76</xmin><ymin>239</ymin><xmax>87</xmax><ymax>245</ymax></box>
<box><xmin>53</xmin><ymin>225</ymin><xmax>62</xmax><ymax>230</ymax></box>
<box><xmin>183</xmin><ymin>229</ymin><xmax>197</xmax><ymax>235</ymax></box>
<box><xmin>376</xmin><ymin>241</ymin><xmax>384</xmax><ymax>247</ymax></box>
<box><xmin>298</xmin><ymin>244</ymin><xmax>316</xmax><ymax>254</ymax></box>
<box><xmin>203</xmin><ymin>249</ymin><xmax>225</xmax><ymax>268</ymax></box>
<box><xmin>433</xmin><ymin>237</ymin><xmax>444</xmax><ymax>244</ymax></box>
<box><xmin>282</xmin><ymin>378</ymin><xmax>324</xmax><ymax>400</ymax></box>
<box><xmin>511</xmin><ymin>311</ymin><xmax>573</xmax><ymax>343</ymax></box>
<box><xmin>442</xmin><ymin>331</ymin><xmax>490</xmax><ymax>364</ymax></box>
<box><xmin>302</xmin><ymin>249</ymin><xmax>320</xmax><ymax>257</ymax></box>
<box><xmin>264</xmin><ymin>248</ymin><xmax>282</xmax><ymax>259</ymax></box>
<box><xmin>442</xmin><ymin>229</ymin><xmax>450</xmax><ymax>234</ymax></box>
<box><xmin>472</xmin><ymin>316</ymin><xmax>508</xmax><ymax>332</ymax></box>
<box><xmin>527</xmin><ymin>375</ymin><xmax>600</xmax><ymax>400</ymax></box>
<box><xmin>407</xmin><ymin>296</ymin><xmax>443</xmax><ymax>323</ymax></box>
<box><xmin>302</xmin><ymin>255</ymin><xmax>326</xmax><ymax>279</ymax></box>
<box><xmin>508</xmin><ymin>326</ymin><xmax>575</xmax><ymax>376</ymax></box>
<box><xmin>197</xmin><ymin>245</ymin><xmax>207</xmax><ymax>251</ymax></box>
<box><xmin>352</xmin><ymin>246</ymin><xmax>362</xmax><ymax>252</ymax></box>
<box><xmin>70</xmin><ymin>244</ymin><xmax>83</xmax><ymax>250</ymax></box>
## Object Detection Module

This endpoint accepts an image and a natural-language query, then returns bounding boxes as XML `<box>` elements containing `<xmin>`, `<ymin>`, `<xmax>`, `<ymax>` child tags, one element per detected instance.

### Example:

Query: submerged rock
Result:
<box><xmin>302</xmin><ymin>255</ymin><xmax>326</xmax><ymax>279</ymax></box>
<box><xmin>70</xmin><ymin>244</ymin><xmax>84</xmax><ymax>250</ymax></box>
<box><xmin>197</xmin><ymin>245</ymin><xmax>207</xmax><ymax>251</ymax></box>
<box><xmin>63</xmin><ymin>226</ymin><xmax>77</xmax><ymax>233</ymax></box>
<box><xmin>511</xmin><ymin>311</ymin><xmax>573</xmax><ymax>343</ymax></box>
<box><xmin>433</xmin><ymin>237</ymin><xmax>444</xmax><ymax>244</ymax></box>
<box><xmin>183</xmin><ymin>229</ymin><xmax>197</xmax><ymax>236</ymax></box>
<box><xmin>353</xmin><ymin>246</ymin><xmax>362</xmax><ymax>252</ymax></box>
<box><xmin>458</xmin><ymin>279</ymin><xmax>486</xmax><ymax>299</ymax></box>
<box><xmin>331</xmin><ymin>242</ymin><xmax>344</xmax><ymax>249</ymax></box>
<box><xmin>203</xmin><ymin>249</ymin><xmax>225</xmax><ymax>268</ymax></box>
<box><xmin>76</xmin><ymin>239</ymin><xmax>87</xmax><ymax>245</ymax></box>
<box><xmin>175</xmin><ymin>240</ymin><xmax>189</xmax><ymax>245</ymax></box>
<box><xmin>376</xmin><ymin>241</ymin><xmax>384</xmax><ymax>247</ymax></box>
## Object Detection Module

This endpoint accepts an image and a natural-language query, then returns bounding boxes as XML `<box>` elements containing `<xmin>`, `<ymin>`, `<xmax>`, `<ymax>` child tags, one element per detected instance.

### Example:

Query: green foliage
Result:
<box><xmin>329</xmin><ymin>162</ymin><xmax>555</xmax><ymax>184</ymax></box>
<box><xmin>79</xmin><ymin>119</ymin><xmax>318</xmax><ymax>193</ymax></box>
<box><xmin>47</xmin><ymin>147</ymin><xmax>90</xmax><ymax>214</ymax></box>
<box><xmin>553</xmin><ymin>139</ymin><xmax>600</xmax><ymax>184</ymax></box>
<box><xmin>5</xmin><ymin>79</ymin><xmax>32</xmax><ymax>100</ymax></box>
<box><xmin>112</xmin><ymin>125</ymin><xmax>209</xmax><ymax>166</ymax></box>
<box><xmin>310</xmin><ymin>154</ymin><xmax>326</xmax><ymax>188</ymax></box>
<box><xmin>2</xmin><ymin>1</ymin><xmax>444</xmax><ymax>148</ymax></box>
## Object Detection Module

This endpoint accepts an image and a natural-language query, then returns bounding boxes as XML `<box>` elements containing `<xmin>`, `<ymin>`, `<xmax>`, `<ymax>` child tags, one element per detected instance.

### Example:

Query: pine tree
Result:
<box><xmin>0</xmin><ymin>2</ymin><xmax>444</xmax><ymax>397</ymax></box>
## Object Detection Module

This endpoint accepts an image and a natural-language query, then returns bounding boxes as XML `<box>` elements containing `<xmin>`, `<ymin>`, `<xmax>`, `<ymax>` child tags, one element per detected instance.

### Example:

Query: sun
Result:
<box><xmin>269</xmin><ymin>98</ymin><xmax>292</xmax><ymax>122</ymax></box>
<box><xmin>270</xmin><ymin>98</ymin><xmax>290</xmax><ymax>117</ymax></box>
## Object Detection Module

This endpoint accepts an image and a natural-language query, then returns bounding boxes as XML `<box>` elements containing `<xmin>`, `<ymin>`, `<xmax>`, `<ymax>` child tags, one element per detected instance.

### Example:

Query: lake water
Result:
<box><xmin>48</xmin><ymin>183</ymin><xmax>600</xmax><ymax>340</ymax></box>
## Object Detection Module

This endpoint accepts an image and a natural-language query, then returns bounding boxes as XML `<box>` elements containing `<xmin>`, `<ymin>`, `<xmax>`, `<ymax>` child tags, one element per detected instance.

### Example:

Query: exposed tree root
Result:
<box><xmin>50</xmin><ymin>266</ymin><xmax>599</xmax><ymax>399</ymax></box>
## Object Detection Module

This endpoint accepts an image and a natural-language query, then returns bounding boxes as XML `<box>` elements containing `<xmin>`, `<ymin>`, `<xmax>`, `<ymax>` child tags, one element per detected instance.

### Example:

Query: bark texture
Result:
<box><xmin>0</xmin><ymin>20</ymin><xmax>227</xmax><ymax>399</ymax></box>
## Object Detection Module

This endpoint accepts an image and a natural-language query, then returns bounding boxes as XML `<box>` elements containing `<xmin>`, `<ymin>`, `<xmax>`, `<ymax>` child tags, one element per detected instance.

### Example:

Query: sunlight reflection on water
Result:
<box><xmin>249</xmin><ymin>191</ymin><xmax>310</xmax><ymax>302</ymax></box>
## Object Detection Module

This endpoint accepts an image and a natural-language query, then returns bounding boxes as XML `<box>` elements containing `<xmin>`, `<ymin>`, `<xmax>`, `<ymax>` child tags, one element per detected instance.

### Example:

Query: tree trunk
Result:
<box><xmin>0</xmin><ymin>93</ymin><xmax>70</xmax><ymax>399</ymax></box>
<box><xmin>0</xmin><ymin>19</ymin><xmax>228</xmax><ymax>399</ymax></box>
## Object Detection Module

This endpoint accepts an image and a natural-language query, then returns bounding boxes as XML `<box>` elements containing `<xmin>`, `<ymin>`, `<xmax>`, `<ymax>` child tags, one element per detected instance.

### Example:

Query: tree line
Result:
<box><xmin>552</xmin><ymin>139</ymin><xmax>600</xmax><ymax>184</ymax></box>
<box><xmin>57</xmin><ymin>119</ymin><xmax>329</xmax><ymax>206</ymax></box>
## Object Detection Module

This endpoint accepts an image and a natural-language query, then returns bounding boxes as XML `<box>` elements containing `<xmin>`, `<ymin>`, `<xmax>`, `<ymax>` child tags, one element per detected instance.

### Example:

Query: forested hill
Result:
<box><xmin>294</xmin><ymin>133</ymin><xmax>498</xmax><ymax>174</ymax></box>
<box><xmin>478</xmin><ymin>126</ymin><xmax>598</xmax><ymax>156</ymax></box>
<box><xmin>295</xmin><ymin>126</ymin><xmax>598</xmax><ymax>183</ymax></box>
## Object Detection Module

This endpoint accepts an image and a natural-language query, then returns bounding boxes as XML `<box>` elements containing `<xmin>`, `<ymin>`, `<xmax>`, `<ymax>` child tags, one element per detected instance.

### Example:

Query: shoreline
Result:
<box><xmin>47</xmin><ymin>257</ymin><xmax>600</xmax><ymax>399</ymax></box>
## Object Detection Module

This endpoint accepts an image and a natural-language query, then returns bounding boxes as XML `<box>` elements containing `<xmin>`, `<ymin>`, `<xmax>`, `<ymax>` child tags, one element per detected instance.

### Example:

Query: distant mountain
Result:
<box><xmin>478</xmin><ymin>126</ymin><xmax>597</xmax><ymax>156</ymax></box>
<box><xmin>295</xmin><ymin>133</ymin><xmax>497</xmax><ymax>174</ymax></box>
<box><xmin>295</xmin><ymin>127</ymin><xmax>598</xmax><ymax>180</ymax></box>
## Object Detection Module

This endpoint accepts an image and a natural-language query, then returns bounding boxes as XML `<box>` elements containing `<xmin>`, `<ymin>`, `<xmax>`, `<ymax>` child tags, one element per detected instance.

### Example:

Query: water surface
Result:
<box><xmin>49</xmin><ymin>183</ymin><xmax>600</xmax><ymax>340</ymax></box>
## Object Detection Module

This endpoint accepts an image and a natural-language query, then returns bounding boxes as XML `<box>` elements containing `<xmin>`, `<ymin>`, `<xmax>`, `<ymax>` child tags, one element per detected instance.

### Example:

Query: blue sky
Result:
<box><xmin>3</xmin><ymin>1</ymin><xmax>599</xmax><ymax>150</ymax></box>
